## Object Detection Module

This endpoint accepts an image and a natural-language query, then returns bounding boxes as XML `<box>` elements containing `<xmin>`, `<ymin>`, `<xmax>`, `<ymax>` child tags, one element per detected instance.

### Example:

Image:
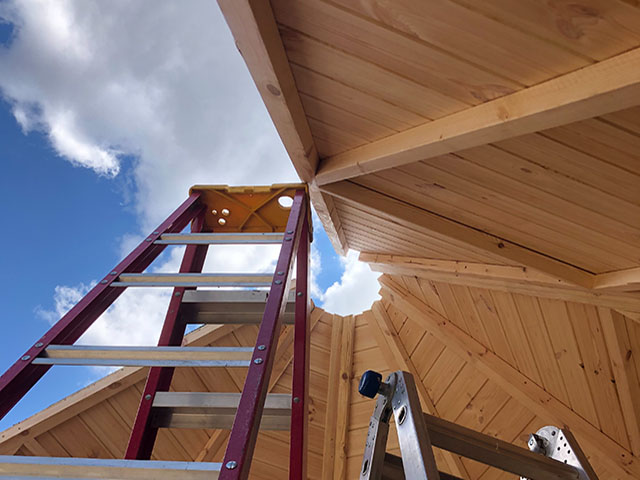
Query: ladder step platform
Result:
<box><xmin>0</xmin><ymin>456</ymin><xmax>222</xmax><ymax>479</ymax></box>
<box><xmin>155</xmin><ymin>232</ymin><xmax>284</xmax><ymax>245</ymax></box>
<box><xmin>32</xmin><ymin>346</ymin><xmax>254</xmax><ymax>367</ymax></box>
<box><xmin>111</xmin><ymin>273</ymin><xmax>273</xmax><ymax>287</ymax></box>
<box><xmin>180</xmin><ymin>290</ymin><xmax>296</xmax><ymax>324</ymax></box>
<box><xmin>150</xmin><ymin>392</ymin><xmax>291</xmax><ymax>430</ymax></box>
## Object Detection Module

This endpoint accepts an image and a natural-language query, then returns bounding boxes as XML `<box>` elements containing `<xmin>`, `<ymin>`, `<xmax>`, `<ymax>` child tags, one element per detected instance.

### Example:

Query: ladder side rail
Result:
<box><xmin>0</xmin><ymin>193</ymin><xmax>203</xmax><ymax>420</ymax></box>
<box><xmin>220</xmin><ymin>189</ymin><xmax>308</xmax><ymax>480</ymax></box>
<box><xmin>393</xmin><ymin>372</ymin><xmax>441</xmax><ymax>479</ymax></box>
<box><xmin>125</xmin><ymin>210</ymin><xmax>209</xmax><ymax>459</ymax></box>
<box><xmin>290</xmin><ymin>213</ymin><xmax>310</xmax><ymax>480</ymax></box>
<box><xmin>360</xmin><ymin>381</ymin><xmax>394</xmax><ymax>480</ymax></box>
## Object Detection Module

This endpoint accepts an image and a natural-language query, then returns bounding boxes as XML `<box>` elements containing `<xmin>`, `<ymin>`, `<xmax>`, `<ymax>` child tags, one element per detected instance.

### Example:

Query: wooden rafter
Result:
<box><xmin>600</xmin><ymin>309</ymin><xmax>640</xmax><ymax>457</ymax></box>
<box><xmin>366</xmin><ymin>304</ymin><xmax>470</xmax><ymax>479</ymax></box>
<box><xmin>321</xmin><ymin>181</ymin><xmax>593</xmax><ymax>287</ymax></box>
<box><xmin>216</xmin><ymin>0</ymin><xmax>349</xmax><ymax>257</ymax></box>
<box><xmin>378</xmin><ymin>274</ymin><xmax>639</xmax><ymax>480</ymax></box>
<box><xmin>360</xmin><ymin>253</ymin><xmax>640</xmax><ymax>315</ymax></box>
<box><xmin>314</xmin><ymin>46</ymin><xmax>640</xmax><ymax>185</ymax></box>
<box><xmin>593</xmin><ymin>267</ymin><xmax>640</xmax><ymax>293</ymax></box>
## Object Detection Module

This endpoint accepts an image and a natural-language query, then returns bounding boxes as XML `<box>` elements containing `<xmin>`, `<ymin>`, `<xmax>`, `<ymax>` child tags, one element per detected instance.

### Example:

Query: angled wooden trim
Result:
<box><xmin>310</xmin><ymin>182</ymin><xmax>348</xmax><ymax>256</ymax></box>
<box><xmin>378</xmin><ymin>274</ymin><xmax>639</xmax><ymax>480</ymax></box>
<box><xmin>217</xmin><ymin>0</ymin><xmax>318</xmax><ymax>182</ymax></box>
<box><xmin>322</xmin><ymin>315</ymin><xmax>343</xmax><ymax>480</ymax></box>
<box><xmin>333</xmin><ymin>315</ymin><xmax>355</xmax><ymax>479</ymax></box>
<box><xmin>366</xmin><ymin>305</ymin><xmax>470</xmax><ymax>480</ymax></box>
<box><xmin>361</xmin><ymin>253</ymin><xmax>640</xmax><ymax>315</ymax></box>
<box><xmin>194</xmin><ymin>430</ymin><xmax>230</xmax><ymax>462</ymax></box>
<box><xmin>322</xmin><ymin>181</ymin><xmax>593</xmax><ymax>287</ymax></box>
<box><xmin>593</xmin><ymin>267</ymin><xmax>640</xmax><ymax>292</ymax></box>
<box><xmin>315</xmin><ymin>46</ymin><xmax>640</xmax><ymax>185</ymax></box>
<box><xmin>599</xmin><ymin>308</ymin><xmax>640</xmax><ymax>457</ymax></box>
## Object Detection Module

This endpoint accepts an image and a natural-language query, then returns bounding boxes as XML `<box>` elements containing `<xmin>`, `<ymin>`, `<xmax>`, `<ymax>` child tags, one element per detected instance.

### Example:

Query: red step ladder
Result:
<box><xmin>0</xmin><ymin>184</ymin><xmax>311</xmax><ymax>480</ymax></box>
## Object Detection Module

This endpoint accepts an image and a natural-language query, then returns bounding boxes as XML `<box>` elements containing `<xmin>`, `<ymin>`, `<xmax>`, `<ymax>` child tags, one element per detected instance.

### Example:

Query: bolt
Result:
<box><xmin>257</xmin><ymin>345</ymin><xmax>266</xmax><ymax>351</ymax></box>
<box><xmin>275</xmin><ymin>280</ymin><xmax>282</xmax><ymax>285</ymax></box>
<box><xmin>145</xmin><ymin>238</ymin><xmax>152</xmax><ymax>242</ymax></box>
<box><xmin>153</xmin><ymin>231</ymin><xmax>159</xmax><ymax>235</ymax></box>
<box><xmin>145</xmin><ymin>394</ymin><xmax>152</xmax><ymax>401</ymax></box>
<box><xmin>287</xmin><ymin>230</ymin><xmax>293</xmax><ymax>234</ymax></box>
<box><xmin>174</xmin><ymin>291</ymin><xmax>181</xmax><ymax>296</ymax></box>
<box><xmin>226</xmin><ymin>461</ymin><xmax>237</xmax><ymax>470</ymax></box>
<box><xmin>35</xmin><ymin>342</ymin><xmax>43</xmax><ymax>348</ymax></box>
<box><xmin>277</xmin><ymin>271</ymin><xmax>284</xmax><ymax>275</ymax></box>
<box><xmin>285</xmin><ymin>237</ymin><xmax>292</xmax><ymax>242</ymax></box>
<box><xmin>297</xmin><ymin>291</ymin><xmax>303</xmax><ymax>297</ymax></box>
<box><xmin>293</xmin><ymin>397</ymin><xmax>300</xmax><ymax>404</ymax></box>
<box><xmin>100</xmin><ymin>280</ymin><xmax>108</xmax><ymax>284</ymax></box>
<box><xmin>21</xmin><ymin>355</ymin><xmax>31</xmax><ymax>361</ymax></box>
<box><xmin>110</xmin><ymin>271</ymin><xmax>118</xmax><ymax>275</ymax></box>
<box><xmin>254</xmin><ymin>358</ymin><xmax>263</xmax><ymax>365</ymax></box>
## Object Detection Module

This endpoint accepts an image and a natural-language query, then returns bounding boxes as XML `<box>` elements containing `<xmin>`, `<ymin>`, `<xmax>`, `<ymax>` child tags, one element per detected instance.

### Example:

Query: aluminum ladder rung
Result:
<box><xmin>0</xmin><ymin>455</ymin><xmax>221</xmax><ymax>479</ymax></box>
<box><xmin>151</xmin><ymin>392</ymin><xmax>291</xmax><ymax>430</ymax></box>
<box><xmin>32</xmin><ymin>345</ymin><xmax>254</xmax><ymax>367</ymax></box>
<box><xmin>180</xmin><ymin>289</ymin><xmax>296</xmax><ymax>324</ymax></box>
<box><xmin>111</xmin><ymin>273</ymin><xmax>273</xmax><ymax>287</ymax></box>
<box><xmin>155</xmin><ymin>232</ymin><xmax>284</xmax><ymax>245</ymax></box>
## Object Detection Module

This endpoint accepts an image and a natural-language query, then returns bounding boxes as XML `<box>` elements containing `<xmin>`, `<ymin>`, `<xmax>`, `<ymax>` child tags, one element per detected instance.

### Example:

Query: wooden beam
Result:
<box><xmin>322</xmin><ymin>181</ymin><xmax>593</xmax><ymax>287</ymax></box>
<box><xmin>309</xmin><ymin>182</ymin><xmax>348</xmax><ymax>256</ymax></box>
<box><xmin>600</xmin><ymin>309</ymin><xmax>640</xmax><ymax>457</ymax></box>
<box><xmin>366</xmin><ymin>305</ymin><xmax>470</xmax><ymax>479</ymax></box>
<box><xmin>315</xmin><ymin>46</ymin><xmax>640</xmax><ymax>185</ymax></box>
<box><xmin>217</xmin><ymin>0</ymin><xmax>318</xmax><ymax>182</ymax></box>
<box><xmin>333</xmin><ymin>315</ymin><xmax>355</xmax><ymax>479</ymax></box>
<box><xmin>321</xmin><ymin>315</ymin><xmax>342</xmax><ymax>480</ymax></box>
<box><xmin>360</xmin><ymin>253</ymin><xmax>640</xmax><ymax>315</ymax></box>
<box><xmin>378</xmin><ymin>274</ymin><xmax>640</xmax><ymax>480</ymax></box>
<box><xmin>593</xmin><ymin>267</ymin><xmax>640</xmax><ymax>292</ymax></box>
<box><xmin>194</xmin><ymin>430</ymin><xmax>229</xmax><ymax>462</ymax></box>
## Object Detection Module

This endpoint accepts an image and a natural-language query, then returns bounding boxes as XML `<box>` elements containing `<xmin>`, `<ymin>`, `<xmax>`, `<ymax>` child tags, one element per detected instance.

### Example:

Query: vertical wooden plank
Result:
<box><xmin>333</xmin><ymin>315</ymin><xmax>355</xmax><ymax>479</ymax></box>
<box><xmin>321</xmin><ymin>315</ymin><xmax>342</xmax><ymax>480</ymax></box>
<box><xmin>600</xmin><ymin>308</ymin><xmax>640</xmax><ymax>456</ymax></box>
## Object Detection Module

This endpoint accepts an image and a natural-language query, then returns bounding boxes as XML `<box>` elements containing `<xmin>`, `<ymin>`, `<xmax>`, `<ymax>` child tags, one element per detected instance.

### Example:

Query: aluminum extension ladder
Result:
<box><xmin>0</xmin><ymin>184</ymin><xmax>312</xmax><ymax>480</ymax></box>
<box><xmin>357</xmin><ymin>370</ymin><xmax>598</xmax><ymax>480</ymax></box>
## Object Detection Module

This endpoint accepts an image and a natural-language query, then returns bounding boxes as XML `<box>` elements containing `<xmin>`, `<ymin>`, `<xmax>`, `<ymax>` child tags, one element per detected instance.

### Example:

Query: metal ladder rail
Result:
<box><xmin>357</xmin><ymin>370</ymin><xmax>598</xmax><ymax>480</ymax></box>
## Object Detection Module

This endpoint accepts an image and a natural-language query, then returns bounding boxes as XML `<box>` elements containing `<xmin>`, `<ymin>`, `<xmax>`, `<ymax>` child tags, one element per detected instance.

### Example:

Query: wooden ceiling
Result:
<box><xmin>2</xmin><ymin>1</ymin><xmax>640</xmax><ymax>480</ymax></box>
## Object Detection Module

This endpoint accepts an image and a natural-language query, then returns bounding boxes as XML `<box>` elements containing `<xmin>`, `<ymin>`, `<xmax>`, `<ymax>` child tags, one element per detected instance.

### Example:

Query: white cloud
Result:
<box><xmin>319</xmin><ymin>250</ymin><xmax>381</xmax><ymax>316</ymax></box>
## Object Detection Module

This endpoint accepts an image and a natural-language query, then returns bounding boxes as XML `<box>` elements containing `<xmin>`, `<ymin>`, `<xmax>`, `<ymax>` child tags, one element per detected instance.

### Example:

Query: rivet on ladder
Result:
<box><xmin>35</xmin><ymin>342</ymin><xmax>43</xmax><ymax>348</ymax></box>
<box><xmin>145</xmin><ymin>238</ymin><xmax>152</xmax><ymax>242</ymax></box>
<box><xmin>153</xmin><ymin>231</ymin><xmax>159</xmax><ymax>235</ymax></box>
<box><xmin>277</xmin><ymin>271</ymin><xmax>284</xmax><ymax>275</ymax></box>
<box><xmin>275</xmin><ymin>280</ymin><xmax>282</xmax><ymax>285</ymax></box>
<box><xmin>285</xmin><ymin>237</ymin><xmax>292</xmax><ymax>242</ymax></box>
<box><xmin>110</xmin><ymin>271</ymin><xmax>118</xmax><ymax>275</ymax></box>
<box><xmin>100</xmin><ymin>280</ymin><xmax>108</xmax><ymax>284</ymax></box>
<box><xmin>257</xmin><ymin>345</ymin><xmax>266</xmax><ymax>351</ymax></box>
<box><xmin>174</xmin><ymin>292</ymin><xmax>181</xmax><ymax>297</ymax></box>
<box><xmin>144</xmin><ymin>394</ymin><xmax>152</xmax><ymax>401</ymax></box>
<box><xmin>297</xmin><ymin>291</ymin><xmax>303</xmax><ymax>297</ymax></box>
<box><xmin>254</xmin><ymin>358</ymin><xmax>263</xmax><ymax>365</ymax></box>
<box><xmin>286</xmin><ymin>230</ymin><xmax>293</xmax><ymax>234</ymax></box>
<box><xmin>21</xmin><ymin>355</ymin><xmax>30</xmax><ymax>361</ymax></box>
<box><xmin>293</xmin><ymin>397</ymin><xmax>300</xmax><ymax>403</ymax></box>
<box><xmin>226</xmin><ymin>461</ymin><xmax>238</xmax><ymax>470</ymax></box>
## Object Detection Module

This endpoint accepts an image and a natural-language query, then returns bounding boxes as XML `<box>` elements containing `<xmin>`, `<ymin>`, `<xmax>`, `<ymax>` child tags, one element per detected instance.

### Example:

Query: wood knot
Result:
<box><xmin>266</xmin><ymin>84</ymin><xmax>281</xmax><ymax>96</ymax></box>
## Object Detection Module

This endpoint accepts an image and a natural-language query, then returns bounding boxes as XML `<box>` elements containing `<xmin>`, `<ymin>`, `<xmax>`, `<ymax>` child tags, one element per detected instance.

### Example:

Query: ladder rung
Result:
<box><xmin>181</xmin><ymin>290</ymin><xmax>295</xmax><ymax>324</ymax></box>
<box><xmin>0</xmin><ymin>455</ymin><xmax>221</xmax><ymax>479</ymax></box>
<box><xmin>155</xmin><ymin>232</ymin><xmax>285</xmax><ymax>245</ymax></box>
<box><xmin>32</xmin><ymin>346</ymin><xmax>253</xmax><ymax>367</ymax></box>
<box><xmin>151</xmin><ymin>392</ymin><xmax>291</xmax><ymax>430</ymax></box>
<box><xmin>112</xmin><ymin>273</ymin><xmax>273</xmax><ymax>287</ymax></box>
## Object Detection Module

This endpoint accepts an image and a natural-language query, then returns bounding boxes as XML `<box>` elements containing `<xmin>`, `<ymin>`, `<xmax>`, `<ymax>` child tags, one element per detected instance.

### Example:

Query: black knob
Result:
<box><xmin>359</xmin><ymin>370</ymin><xmax>382</xmax><ymax>398</ymax></box>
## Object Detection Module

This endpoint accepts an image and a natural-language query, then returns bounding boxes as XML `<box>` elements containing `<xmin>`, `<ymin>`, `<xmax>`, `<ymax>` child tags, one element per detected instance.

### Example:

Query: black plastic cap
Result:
<box><xmin>359</xmin><ymin>370</ymin><xmax>383</xmax><ymax>398</ymax></box>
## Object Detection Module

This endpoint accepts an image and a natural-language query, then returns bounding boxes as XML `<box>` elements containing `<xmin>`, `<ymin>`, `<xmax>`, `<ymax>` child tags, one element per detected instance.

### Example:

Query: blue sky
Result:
<box><xmin>0</xmin><ymin>1</ymin><xmax>379</xmax><ymax>431</ymax></box>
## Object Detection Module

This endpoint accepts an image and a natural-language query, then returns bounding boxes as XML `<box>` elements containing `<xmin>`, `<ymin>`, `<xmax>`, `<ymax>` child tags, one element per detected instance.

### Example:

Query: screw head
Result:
<box><xmin>226</xmin><ymin>461</ymin><xmax>237</xmax><ymax>470</ymax></box>
<box><xmin>144</xmin><ymin>394</ymin><xmax>152</xmax><ymax>400</ymax></box>
<box><xmin>274</xmin><ymin>280</ymin><xmax>282</xmax><ymax>285</ymax></box>
<box><xmin>254</xmin><ymin>358</ymin><xmax>263</xmax><ymax>365</ymax></box>
<box><xmin>293</xmin><ymin>397</ymin><xmax>300</xmax><ymax>403</ymax></box>
<box><xmin>35</xmin><ymin>342</ymin><xmax>44</xmax><ymax>348</ymax></box>
<box><xmin>21</xmin><ymin>355</ymin><xmax>31</xmax><ymax>361</ymax></box>
<box><xmin>257</xmin><ymin>345</ymin><xmax>266</xmax><ymax>351</ymax></box>
<box><xmin>297</xmin><ymin>291</ymin><xmax>303</xmax><ymax>297</ymax></box>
